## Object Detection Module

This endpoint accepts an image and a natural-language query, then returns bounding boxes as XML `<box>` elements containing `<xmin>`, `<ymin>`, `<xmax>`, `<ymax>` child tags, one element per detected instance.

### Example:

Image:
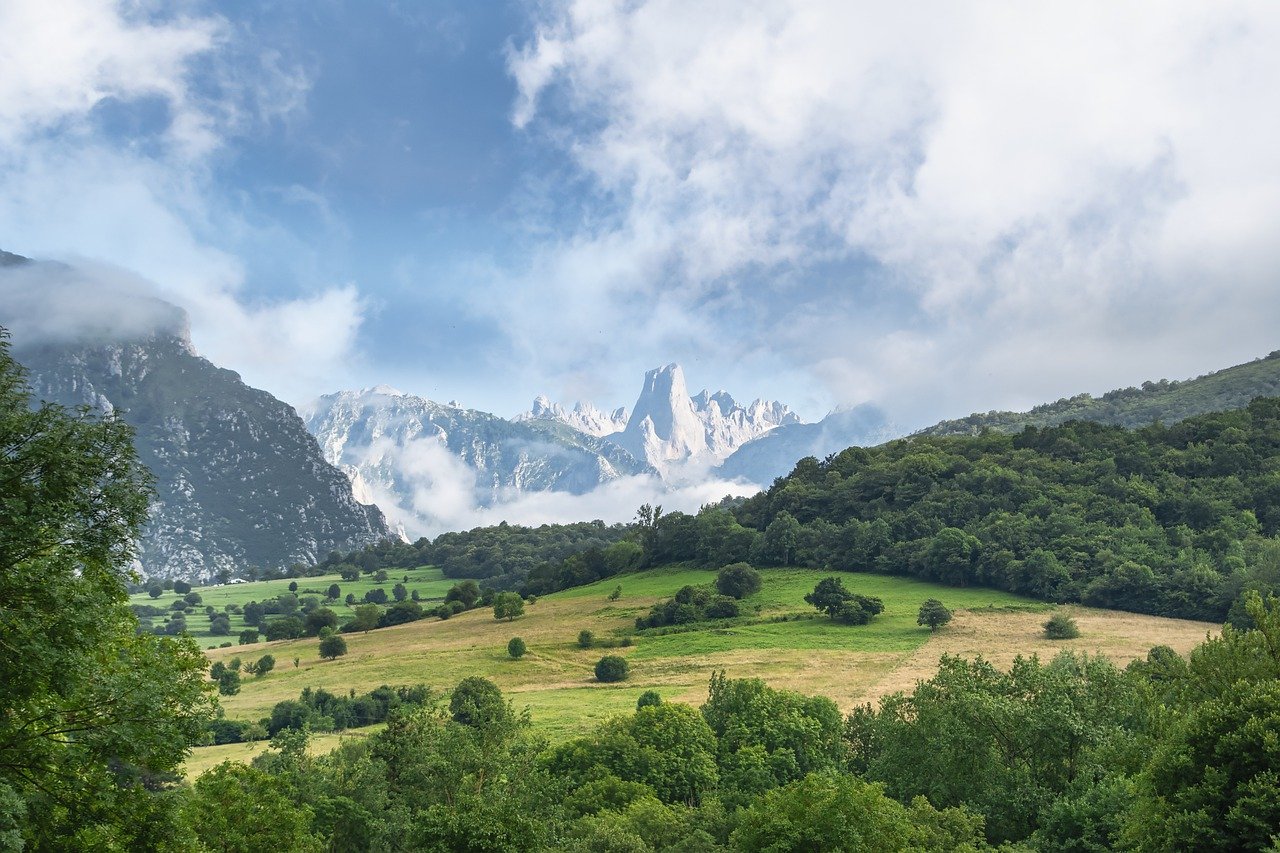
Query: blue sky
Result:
<box><xmin>4</xmin><ymin>1</ymin><xmax>1280</xmax><ymax>428</ymax></box>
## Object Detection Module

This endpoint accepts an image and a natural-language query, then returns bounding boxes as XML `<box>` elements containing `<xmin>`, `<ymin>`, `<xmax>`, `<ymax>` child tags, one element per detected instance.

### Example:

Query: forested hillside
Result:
<box><xmin>916</xmin><ymin>350</ymin><xmax>1280</xmax><ymax>437</ymax></box>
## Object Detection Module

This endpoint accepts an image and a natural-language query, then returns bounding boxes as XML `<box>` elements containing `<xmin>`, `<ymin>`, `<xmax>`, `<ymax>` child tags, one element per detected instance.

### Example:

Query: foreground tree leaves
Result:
<box><xmin>0</xmin><ymin>334</ymin><xmax>215</xmax><ymax>849</ymax></box>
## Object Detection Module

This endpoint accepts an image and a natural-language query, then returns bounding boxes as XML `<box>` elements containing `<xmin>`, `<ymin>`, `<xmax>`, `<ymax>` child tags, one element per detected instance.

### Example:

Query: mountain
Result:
<box><xmin>716</xmin><ymin>403</ymin><xmax>901</xmax><ymax>485</ymax></box>
<box><xmin>913</xmin><ymin>350</ymin><xmax>1280</xmax><ymax>438</ymax></box>
<box><xmin>514</xmin><ymin>395</ymin><xmax>629</xmax><ymax>437</ymax></box>
<box><xmin>537</xmin><ymin>363</ymin><xmax>801</xmax><ymax>478</ymax></box>
<box><xmin>303</xmin><ymin>387</ymin><xmax>654</xmax><ymax>534</ymax></box>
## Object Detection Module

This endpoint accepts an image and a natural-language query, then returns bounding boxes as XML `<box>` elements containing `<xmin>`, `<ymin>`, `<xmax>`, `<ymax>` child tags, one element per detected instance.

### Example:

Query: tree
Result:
<box><xmin>251</xmin><ymin>654</ymin><xmax>275</xmax><ymax>677</ymax></box>
<box><xmin>173</xmin><ymin>579</ymin><xmax>192</xmax><ymax>594</ymax></box>
<box><xmin>1044</xmin><ymin>612</ymin><xmax>1080</xmax><ymax>639</ymax></box>
<box><xmin>185</xmin><ymin>762</ymin><xmax>320</xmax><ymax>853</ymax></box>
<box><xmin>183</xmin><ymin>591</ymin><xmax>202</xmax><ymax>607</ymax></box>
<box><xmin>319</xmin><ymin>634</ymin><xmax>348</xmax><ymax>661</ymax></box>
<box><xmin>805</xmin><ymin>577</ymin><xmax>884</xmax><ymax>625</ymax></box>
<box><xmin>304</xmin><ymin>607</ymin><xmax>338</xmax><ymax>636</ymax></box>
<box><xmin>578</xmin><ymin>629</ymin><xmax>595</xmax><ymax>649</ymax></box>
<box><xmin>0</xmin><ymin>335</ymin><xmax>214</xmax><ymax>846</ymax></box>
<box><xmin>287</xmin><ymin>580</ymin><xmax>298</xmax><ymax>592</ymax></box>
<box><xmin>373</xmin><ymin>569</ymin><xmax>389</xmax><ymax>583</ymax></box>
<box><xmin>917</xmin><ymin>599</ymin><xmax>953</xmax><ymax>631</ymax></box>
<box><xmin>637</xmin><ymin>690</ymin><xmax>662</xmax><ymax>709</ymax></box>
<box><xmin>595</xmin><ymin>655</ymin><xmax>630</xmax><ymax>682</ymax></box>
<box><xmin>392</xmin><ymin>582</ymin><xmax>408</xmax><ymax>601</ymax></box>
<box><xmin>326</xmin><ymin>583</ymin><xmax>340</xmax><ymax>600</ymax></box>
<box><xmin>363</xmin><ymin>587</ymin><xmax>388</xmax><ymax>605</ymax></box>
<box><xmin>264</xmin><ymin>616</ymin><xmax>305</xmax><ymax>640</ymax></box>
<box><xmin>507</xmin><ymin>637</ymin><xmax>527</xmax><ymax>659</ymax></box>
<box><xmin>209</xmin><ymin>613</ymin><xmax>231</xmax><ymax>635</ymax></box>
<box><xmin>445</xmin><ymin>580</ymin><xmax>481</xmax><ymax>608</ymax></box>
<box><xmin>348</xmin><ymin>604</ymin><xmax>381</xmax><ymax>633</ymax></box>
<box><xmin>217</xmin><ymin>669</ymin><xmax>241</xmax><ymax>696</ymax></box>
<box><xmin>449</xmin><ymin>676</ymin><xmax>512</xmax><ymax>730</ymax></box>
<box><xmin>493</xmin><ymin>591</ymin><xmax>525</xmax><ymax>621</ymax></box>
<box><xmin>146</xmin><ymin>580</ymin><xmax>163</xmax><ymax>598</ymax></box>
<box><xmin>238</xmin><ymin>628</ymin><xmax>259</xmax><ymax>644</ymax></box>
<box><xmin>716</xmin><ymin>562</ymin><xmax>762</xmax><ymax>599</ymax></box>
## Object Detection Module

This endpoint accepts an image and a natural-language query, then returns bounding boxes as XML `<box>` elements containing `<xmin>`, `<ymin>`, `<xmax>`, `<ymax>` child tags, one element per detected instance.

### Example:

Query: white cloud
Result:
<box><xmin>506</xmin><ymin>1</ymin><xmax>1280</xmax><ymax>425</ymax></box>
<box><xmin>0</xmin><ymin>0</ymin><xmax>363</xmax><ymax>404</ymax></box>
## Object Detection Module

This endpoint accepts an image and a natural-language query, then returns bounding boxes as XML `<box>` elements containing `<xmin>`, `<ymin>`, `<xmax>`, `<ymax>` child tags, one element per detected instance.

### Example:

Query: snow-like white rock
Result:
<box><xmin>515</xmin><ymin>395</ymin><xmax>629</xmax><ymax>437</ymax></box>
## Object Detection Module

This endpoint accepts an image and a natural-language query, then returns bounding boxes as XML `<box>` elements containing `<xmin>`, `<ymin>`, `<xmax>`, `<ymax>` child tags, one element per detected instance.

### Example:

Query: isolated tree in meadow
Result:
<box><xmin>209</xmin><ymin>614</ymin><xmax>231</xmax><ymax>635</ymax></box>
<box><xmin>595</xmin><ymin>656</ymin><xmax>630</xmax><ymax>683</ymax></box>
<box><xmin>716</xmin><ymin>563</ymin><xmax>762</xmax><ymax>599</ymax></box>
<box><xmin>251</xmin><ymin>654</ymin><xmax>275</xmax><ymax>677</ymax></box>
<box><xmin>349</xmin><ymin>604</ymin><xmax>381</xmax><ymax>633</ymax></box>
<box><xmin>805</xmin><ymin>577</ymin><xmax>884</xmax><ymax>625</ymax></box>
<box><xmin>373</xmin><ymin>569</ymin><xmax>389</xmax><ymax>584</ymax></box>
<box><xmin>508</xmin><ymin>637</ymin><xmax>527</xmax><ymax>659</ymax></box>
<box><xmin>339</xmin><ymin>565</ymin><xmax>360</xmax><ymax>582</ymax></box>
<box><xmin>146</xmin><ymin>580</ymin><xmax>163</xmax><ymax>598</ymax></box>
<box><xmin>319</xmin><ymin>634</ymin><xmax>347</xmax><ymax>661</ymax></box>
<box><xmin>578</xmin><ymin>630</ymin><xmax>595</xmax><ymax>649</ymax></box>
<box><xmin>917</xmin><ymin>599</ymin><xmax>953</xmax><ymax>632</ymax></box>
<box><xmin>173</xmin><ymin>579</ymin><xmax>192</xmax><ymax>595</ymax></box>
<box><xmin>287</xmin><ymin>580</ymin><xmax>298</xmax><ymax>592</ymax></box>
<box><xmin>217</xmin><ymin>669</ymin><xmax>241</xmax><ymax>696</ymax></box>
<box><xmin>392</xmin><ymin>582</ymin><xmax>408</xmax><ymax>602</ymax></box>
<box><xmin>493</xmin><ymin>592</ymin><xmax>525</xmax><ymax>622</ymax></box>
<box><xmin>327</xmin><ymin>583</ymin><xmax>340</xmax><ymax>600</ymax></box>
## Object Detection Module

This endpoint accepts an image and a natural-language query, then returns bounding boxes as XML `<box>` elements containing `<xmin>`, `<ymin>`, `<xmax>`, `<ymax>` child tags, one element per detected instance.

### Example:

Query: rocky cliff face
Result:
<box><xmin>604</xmin><ymin>364</ymin><xmax>801</xmax><ymax>477</ymax></box>
<box><xmin>715</xmin><ymin>404</ymin><xmax>901</xmax><ymax>485</ymax></box>
<box><xmin>304</xmin><ymin>387</ymin><xmax>653</xmax><ymax>535</ymax></box>
<box><xmin>514</xmin><ymin>395</ymin><xmax>629</xmax><ymax>437</ymax></box>
<box><xmin>15</xmin><ymin>334</ymin><xmax>391</xmax><ymax>580</ymax></box>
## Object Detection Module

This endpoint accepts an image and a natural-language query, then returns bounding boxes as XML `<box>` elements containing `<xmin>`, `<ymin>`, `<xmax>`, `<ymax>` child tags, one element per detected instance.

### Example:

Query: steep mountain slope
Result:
<box><xmin>16</xmin><ymin>335</ymin><xmax>390</xmax><ymax>581</ymax></box>
<box><xmin>2</xmin><ymin>253</ymin><xmax>390</xmax><ymax>580</ymax></box>
<box><xmin>716</xmin><ymin>404</ymin><xmax>901</xmax><ymax>485</ymax></box>
<box><xmin>304</xmin><ymin>387</ymin><xmax>653</xmax><ymax>533</ymax></box>
<box><xmin>914</xmin><ymin>351</ymin><xmax>1280</xmax><ymax>437</ymax></box>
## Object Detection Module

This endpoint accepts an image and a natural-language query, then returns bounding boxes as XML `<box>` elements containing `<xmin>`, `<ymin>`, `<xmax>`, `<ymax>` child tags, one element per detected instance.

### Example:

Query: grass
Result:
<box><xmin>183</xmin><ymin>725</ymin><xmax>384</xmax><ymax>777</ymax></box>
<box><xmin>129</xmin><ymin>566</ymin><xmax>452</xmax><ymax>648</ymax></box>
<box><xmin>200</xmin><ymin>564</ymin><xmax>1217</xmax><ymax>756</ymax></box>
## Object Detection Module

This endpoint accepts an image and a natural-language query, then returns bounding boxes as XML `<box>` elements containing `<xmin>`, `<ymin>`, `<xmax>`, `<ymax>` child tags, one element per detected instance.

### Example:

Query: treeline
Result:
<box><xmin>309</xmin><ymin>519</ymin><xmax>632</xmax><ymax>590</ymax></box>
<box><xmin>179</xmin><ymin>595</ymin><xmax>1280</xmax><ymax>851</ymax></box>
<box><xmin>206</xmin><ymin>684</ymin><xmax>432</xmax><ymax>744</ymax></box>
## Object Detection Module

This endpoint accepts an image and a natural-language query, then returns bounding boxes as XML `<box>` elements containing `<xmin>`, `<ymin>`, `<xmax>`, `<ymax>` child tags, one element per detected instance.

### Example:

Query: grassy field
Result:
<box><xmin>198</xmin><ymin>564</ymin><xmax>1218</xmax><ymax>752</ymax></box>
<box><xmin>130</xmin><ymin>566</ymin><xmax>453</xmax><ymax>648</ymax></box>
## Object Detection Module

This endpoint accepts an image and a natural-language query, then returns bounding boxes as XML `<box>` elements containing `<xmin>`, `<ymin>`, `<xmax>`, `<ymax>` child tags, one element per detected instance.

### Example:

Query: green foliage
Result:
<box><xmin>732</xmin><ymin>399</ymin><xmax>1280</xmax><ymax>621</ymax></box>
<box><xmin>185</xmin><ymin>762</ymin><xmax>320</xmax><ymax>853</ymax></box>
<box><xmin>730</xmin><ymin>772</ymin><xmax>924</xmax><ymax>852</ymax></box>
<box><xmin>917</xmin><ymin>598</ymin><xmax>953</xmax><ymax>631</ymax></box>
<box><xmin>716</xmin><ymin>562</ymin><xmax>762</xmax><ymax>599</ymax></box>
<box><xmin>805</xmin><ymin>576</ymin><xmax>885</xmax><ymax>625</ymax></box>
<box><xmin>217</xmin><ymin>668</ymin><xmax>241</xmax><ymax>695</ymax></box>
<box><xmin>318</xmin><ymin>633</ymin><xmax>347</xmax><ymax>660</ymax></box>
<box><xmin>637</xmin><ymin>690</ymin><xmax>662</xmax><ymax>710</ymax></box>
<box><xmin>636</xmin><ymin>584</ymin><xmax>742</xmax><ymax>628</ymax></box>
<box><xmin>450</xmin><ymin>676</ymin><xmax>513</xmax><ymax>730</ymax></box>
<box><xmin>493</xmin><ymin>591</ymin><xmax>525</xmax><ymax>621</ymax></box>
<box><xmin>608</xmin><ymin>584</ymin><xmax>623</xmax><ymax>600</ymax></box>
<box><xmin>1044</xmin><ymin>611</ymin><xmax>1081</xmax><ymax>639</ymax></box>
<box><xmin>595</xmin><ymin>655</ymin><xmax>630</xmax><ymax>682</ymax></box>
<box><xmin>578</xmin><ymin>629</ymin><xmax>595</xmax><ymax>648</ymax></box>
<box><xmin>0</xmin><ymin>336</ymin><xmax>215</xmax><ymax>847</ymax></box>
<box><xmin>508</xmin><ymin>636</ymin><xmax>527</xmax><ymax>659</ymax></box>
<box><xmin>249</xmin><ymin>653</ymin><xmax>275</xmax><ymax>677</ymax></box>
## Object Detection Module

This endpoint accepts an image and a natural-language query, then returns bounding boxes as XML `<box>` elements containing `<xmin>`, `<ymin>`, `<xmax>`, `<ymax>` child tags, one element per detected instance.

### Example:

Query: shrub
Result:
<box><xmin>373</xmin><ymin>569</ymin><xmax>389</xmax><ymax>583</ymax></box>
<box><xmin>608</xmin><ymin>585</ymin><xmax>622</xmax><ymax>601</ymax></box>
<box><xmin>263</xmin><ymin>616</ymin><xmax>305</xmax><ymax>641</ymax></box>
<box><xmin>363</xmin><ymin>588</ymin><xmax>389</xmax><ymax>605</ymax></box>
<box><xmin>392</xmin><ymin>582</ymin><xmax>408</xmax><ymax>601</ymax></box>
<box><xmin>716</xmin><ymin>563</ymin><xmax>763</xmax><ymax>599</ymax></box>
<box><xmin>251</xmin><ymin>654</ymin><xmax>275</xmax><ymax>677</ymax></box>
<box><xmin>1044</xmin><ymin>612</ymin><xmax>1080</xmax><ymax>639</ymax></box>
<box><xmin>578</xmin><ymin>630</ymin><xmax>595</xmax><ymax>649</ymax></box>
<box><xmin>327</xmin><ymin>583</ymin><xmax>341</xmax><ymax>600</ymax></box>
<box><xmin>595</xmin><ymin>655</ymin><xmax>629</xmax><ymax>683</ymax></box>
<box><xmin>173</xmin><ymin>579</ymin><xmax>192</xmax><ymax>594</ymax></box>
<box><xmin>508</xmin><ymin>637</ymin><xmax>527</xmax><ymax>659</ymax></box>
<box><xmin>492</xmin><ymin>592</ymin><xmax>525</xmax><ymax>621</ymax></box>
<box><xmin>637</xmin><ymin>690</ymin><xmax>662</xmax><ymax>709</ymax></box>
<box><xmin>209</xmin><ymin>614</ymin><xmax>231</xmax><ymax>635</ymax></box>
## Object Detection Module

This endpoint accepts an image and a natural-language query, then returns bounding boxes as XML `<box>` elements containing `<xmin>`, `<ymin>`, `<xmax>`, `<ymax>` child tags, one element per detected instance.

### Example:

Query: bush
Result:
<box><xmin>578</xmin><ymin>630</ymin><xmax>595</xmax><ymax>649</ymax></box>
<box><xmin>209</xmin><ymin>614</ymin><xmax>231</xmax><ymax>635</ymax></box>
<box><xmin>363</xmin><ymin>588</ymin><xmax>389</xmax><ymax>605</ymax></box>
<box><xmin>251</xmin><ymin>654</ymin><xmax>275</xmax><ymax>677</ymax></box>
<box><xmin>327</xmin><ymin>583</ymin><xmax>341</xmax><ymax>600</ymax></box>
<box><xmin>392</xmin><ymin>582</ymin><xmax>408</xmax><ymax>601</ymax></box>
<box><xmin>595</xmin><ymin>655</ymin><xmax>629</xmax><ymax>683</ymax></box>
<box><xmin>378</xmin><ymin>600</ymin><xmax>424</xmax><ymax>628</ymax></box>
<box><xmin>716</xmin><ymin>563</ymin><xmax>762</xmax><ymax>599</ymax></box>
<box><xmin>508</xmin><ymin>637</ymin><xmax>527</xmax><ymax>659</ymax></box>
<box><xmin>1044</xmin><ymin>612</ymin><xmax>1080</xmax><ymax>639</ymax></box>
<box><xmin>319</xmin><ymin>634</ymin><xmax>348</xmax><ymax>660</ymax></box>
<box><xmin>216</xmin><ymin>669</ymin><xmax>240</xmax><ymax>696</ymax></box>
<box><xmin>173</xmin><ymin>579</ymin><xmax>192</xmax><ymax>594</ymax></box>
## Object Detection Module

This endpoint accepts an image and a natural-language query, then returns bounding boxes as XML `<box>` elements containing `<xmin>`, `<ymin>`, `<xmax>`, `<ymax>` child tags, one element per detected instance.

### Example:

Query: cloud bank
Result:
<box><xmin>504</xmin><ymin>1</ymin><xmax>1280</xmax><ymax>426</ymax></box>
<box><xmin>0</xmin><ymin>0</ymin><xmax>363</xmax><ymax>404</ymax></box>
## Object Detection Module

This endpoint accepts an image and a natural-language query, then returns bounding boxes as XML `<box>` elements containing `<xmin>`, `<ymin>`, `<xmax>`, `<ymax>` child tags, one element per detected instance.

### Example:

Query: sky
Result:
<box><xmin>3</xmin><ymin>0</ymin><xmax>1280</xmax><ymax>431</ymax></box>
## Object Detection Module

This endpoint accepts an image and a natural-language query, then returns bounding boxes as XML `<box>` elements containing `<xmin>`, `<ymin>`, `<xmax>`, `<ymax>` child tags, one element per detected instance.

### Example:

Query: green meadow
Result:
<box><xmin>192</xmin><ymin>563</ymin><xmax>1215</xmax><ymax>767</ymax></box>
